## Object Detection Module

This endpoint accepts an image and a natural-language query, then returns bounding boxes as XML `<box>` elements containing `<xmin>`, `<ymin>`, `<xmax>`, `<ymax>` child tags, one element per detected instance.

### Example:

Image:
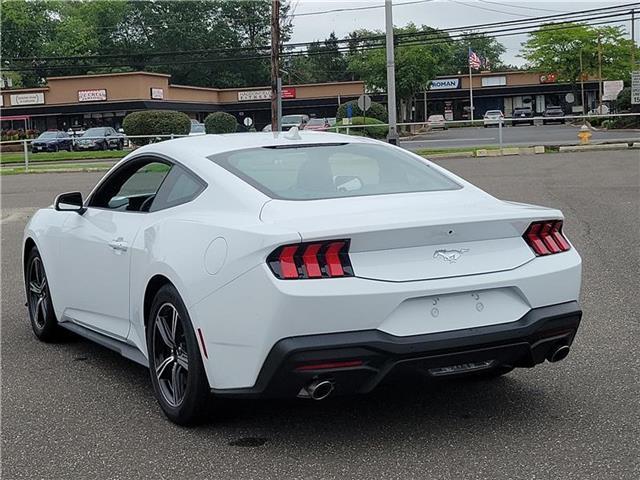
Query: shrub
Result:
<box><xmin>204</xmin><ymin>112</ymin><xmax>238</xmax><ymax>134</ymax></box>
<box><xmin>336</xmin><ymin>100</ymin><xmax>388</xmax><ymax>123</ymax></box>
<box><xmin>122</xmin><ymin>110</ymin><xmax>191</xmax><ymax>145</ymax></box>
<box><xmin>339</xmin><ymin>116</ymin><xmax>389</xmax><ymax>139</ymax></box>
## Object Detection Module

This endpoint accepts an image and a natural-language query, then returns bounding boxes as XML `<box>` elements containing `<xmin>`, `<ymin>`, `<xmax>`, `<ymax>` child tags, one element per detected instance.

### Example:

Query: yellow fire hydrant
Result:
<box><xmin>578</xmin><ymin>125</ymin><xmax>592</xmax><ymax>145</ymax></box>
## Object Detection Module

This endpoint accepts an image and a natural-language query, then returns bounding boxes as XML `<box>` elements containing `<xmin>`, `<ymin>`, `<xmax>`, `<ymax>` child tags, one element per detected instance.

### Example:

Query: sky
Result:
<box><xmin>288</xmin><ymin>0</ymin><xmax>638</xmax><ymax>66</ymax></box>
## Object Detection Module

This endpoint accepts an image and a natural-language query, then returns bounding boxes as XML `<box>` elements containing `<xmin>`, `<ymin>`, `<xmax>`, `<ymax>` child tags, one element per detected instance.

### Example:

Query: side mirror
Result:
<box><xmin>55</xmin><ymin>192</ymin><xmax>86</xmax><ymax>214</ymax></box>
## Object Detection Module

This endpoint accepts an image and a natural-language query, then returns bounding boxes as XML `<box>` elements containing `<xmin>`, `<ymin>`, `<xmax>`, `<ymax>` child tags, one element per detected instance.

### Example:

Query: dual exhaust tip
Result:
<box><xmin>547</xmin><ymin>344</ymin><xmax>571</xmax><ymax>363</ymax></box>
<box><xmin>297</xmin><ymin>379</ymin><xmax>335</xmax><ymax>401</ymax></box>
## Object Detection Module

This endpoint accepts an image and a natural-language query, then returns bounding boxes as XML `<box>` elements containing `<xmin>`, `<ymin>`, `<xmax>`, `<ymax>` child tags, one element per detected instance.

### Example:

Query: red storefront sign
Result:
<box><xmin>282</xmin><ymin>87</ymin><xmax>296</xmax><ymax>99</ymax></box>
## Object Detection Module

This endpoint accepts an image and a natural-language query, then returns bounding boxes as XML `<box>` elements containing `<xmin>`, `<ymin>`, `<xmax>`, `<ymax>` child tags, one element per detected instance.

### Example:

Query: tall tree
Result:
<box><xmin>521</xmin><ymin>23</ymin><xmax>635</xmax><ymax>85</ymax></box>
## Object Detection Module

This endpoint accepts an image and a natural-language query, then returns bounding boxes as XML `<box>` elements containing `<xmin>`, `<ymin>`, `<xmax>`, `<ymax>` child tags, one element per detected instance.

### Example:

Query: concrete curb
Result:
<box><xmin>476</xmin><ymin>146</ymin><xmax>546</xmax><ymax>157</ymax></box>
<box><xmin>558</xmin><ymin>143</ymin><xmax>629</xmax><ymax>152</ymax></box>
<box><xmin>427</xmin><ymin>151</ymin><xmax>474</xmax><ymax>159</ymax></box>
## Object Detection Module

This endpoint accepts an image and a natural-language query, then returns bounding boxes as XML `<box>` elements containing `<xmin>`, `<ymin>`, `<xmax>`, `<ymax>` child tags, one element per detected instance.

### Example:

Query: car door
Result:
<box><xmin>58</xmin><ymin>157</ymin><xmax>172</xmax><ymax>340</ymax></box>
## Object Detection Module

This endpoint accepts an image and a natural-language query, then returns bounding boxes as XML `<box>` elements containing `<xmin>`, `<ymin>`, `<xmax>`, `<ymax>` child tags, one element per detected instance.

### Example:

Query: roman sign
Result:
<box><xmin>429</xmin><ymin>79</ymin><xmax>460</xmax><ymax>90</ymax></box>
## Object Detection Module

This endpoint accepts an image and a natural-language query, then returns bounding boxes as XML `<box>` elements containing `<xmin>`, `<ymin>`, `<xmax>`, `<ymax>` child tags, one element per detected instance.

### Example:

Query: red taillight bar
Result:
<box><xmin>524</xmin><ymin>220</ymin><xmax>571</xmax><ymax>256</ymax></box>
<box><xmin>267</xmin><ymin>240</ymin><xmax>354</xmax><ymax>280</ymax></box>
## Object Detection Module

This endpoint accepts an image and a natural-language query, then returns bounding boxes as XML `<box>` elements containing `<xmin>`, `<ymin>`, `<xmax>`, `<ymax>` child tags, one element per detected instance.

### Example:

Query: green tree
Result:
<box><xmin>347</xmin><ymin>25</ymin><xmax>461</xmax><ymax>121</ymax></box>
<box><xmin>521</xmin><ymin>23</ymin><xmax>635</xmax><ymax>85</ymax></box>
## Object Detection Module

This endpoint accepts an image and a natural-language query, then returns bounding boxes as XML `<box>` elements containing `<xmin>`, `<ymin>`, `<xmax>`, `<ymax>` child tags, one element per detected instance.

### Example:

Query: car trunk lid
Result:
<box><xmin>260</xmin><ymin>191</ymin><xmax>561</xmax><ymax>282</ymax></box>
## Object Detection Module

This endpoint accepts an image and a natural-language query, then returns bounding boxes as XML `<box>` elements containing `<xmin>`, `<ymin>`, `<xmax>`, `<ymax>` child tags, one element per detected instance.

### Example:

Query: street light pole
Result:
<box><xmin>271</xmin><ymin>0</ymin><xmax>281</xmax><ymax>132</ymax></box>
<box><xmin>385</xmin><ymin>0</ymin><xmax>398</xmax><ymax>144</ymax></box>
<box><xmin>580</xmin><ymin>48</ymin><xmax>586</xmax><ymax>115</ymax></box>
<box><xmin>597</xmin><ymin>32</ymin><xmax>603</xmax><ymax>112</ymax></box>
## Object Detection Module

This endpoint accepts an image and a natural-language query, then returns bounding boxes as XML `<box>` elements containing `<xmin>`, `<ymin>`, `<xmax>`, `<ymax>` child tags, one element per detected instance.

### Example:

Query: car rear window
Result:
<box><xmin>209</xmin><ymin>143</ymin><xmax>461</xmax><ymax>200</ymax></box>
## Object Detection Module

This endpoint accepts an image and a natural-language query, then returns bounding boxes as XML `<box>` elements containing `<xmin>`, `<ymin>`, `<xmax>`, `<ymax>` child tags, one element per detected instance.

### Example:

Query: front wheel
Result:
<box><xmin>147</xmin><ymin>284</ymin><xmax>210</xmax><ymax>425</ymax></box>
<box><xmin>25</xmin><ymin>247</ymin><xmax>58</xmax><ymax>341</ymax></box>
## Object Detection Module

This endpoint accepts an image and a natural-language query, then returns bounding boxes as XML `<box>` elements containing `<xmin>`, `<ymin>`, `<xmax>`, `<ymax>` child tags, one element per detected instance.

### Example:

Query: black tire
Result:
<box><xmin>101</xmin><ymin>141</ymin><xmax>108</xmax><ymax>151</ymax></box>
<box><xmin>25</xmin><ymin>246</ymin><xmax>58</xmax><ymax>342</ymax></box>
<box><xmin>146</xmin><ymin>284</ymin><xmax>210</xmax><ymax>426</ymax></box>
<box><xmin>53</xmin><ymin>144</ymin><xmax>59</xmax><ymax>152</ymax></box>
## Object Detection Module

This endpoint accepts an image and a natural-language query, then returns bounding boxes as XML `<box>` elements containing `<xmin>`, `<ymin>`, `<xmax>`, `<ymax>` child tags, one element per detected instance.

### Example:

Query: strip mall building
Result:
<box><xmin>0</xmin><ymin>72</ymin><xmax>365</xmax><ymax>132</ymax></box>
<box><xmin>0</xmin><ymin>69</ymin><xmax>603</xmax><ymax>132</ymax></box>
<box><xmin>420</xmin><ymin>70</ymin><xmax>602</xmax><ymax>121</ymax></box>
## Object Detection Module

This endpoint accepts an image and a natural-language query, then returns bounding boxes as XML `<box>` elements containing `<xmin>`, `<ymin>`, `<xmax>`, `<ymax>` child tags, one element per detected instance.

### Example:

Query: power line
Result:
<box><xmin>476</xmin><ymin>0</ymin><xmax>568</xmax><ymax>14</ymax></box>
<box><xmin>288</xmin><ymin>0</ymin><xmax>436</xmax><ymax>17</ymax></box>
<box><xmin>6</xmin><ymin>3</ymin><xmax>637</xmax><ymax>63</ymax></box>
<box><xmin>6</xmin><ymin>13</ymin><xmax>631</xmax><ymax>73</ymax></box>
<box><xmin>451</xmin><ymin>0</ymin><xmax>535</xmax><ymax>18</ymax></box>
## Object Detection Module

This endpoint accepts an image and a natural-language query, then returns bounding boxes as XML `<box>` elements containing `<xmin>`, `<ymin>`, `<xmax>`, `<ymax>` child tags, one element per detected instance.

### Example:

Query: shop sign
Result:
<box><xmin>150</xmin><ymin>88</ymin><xmax>164</xmax><ymax>100</ymax></box>
<box><xmin>78</xmin><ymin>89</ymin><xmax>107</xmax><ymax>102</ymax></box>
<box><xmin>238</xmin><ymin>90</ymin><xmax>271</xmax><ymax>101</ymax></box>
<box><xmin>429</xmin><ymin>78</ymin><xmax>460</xmax><ymax>90</ymax></box>
<box><xmin>632</xmin><ymin>71</ymin><xmax>640</xmax><ymax>105</ymax></box>
<box><xmin>539</xmin><ymin>73</ymin><xmax>557</xmax><ymax>84</ymax></box>
<box><xmin>10</xmin><ymin>92</ymin><xmax>45</xmax><ymax>105</ymax></box>
<box><xmin>282</xmin><ymin>87</ymin><xmax>296</xmax><ymax>99</ymax></box>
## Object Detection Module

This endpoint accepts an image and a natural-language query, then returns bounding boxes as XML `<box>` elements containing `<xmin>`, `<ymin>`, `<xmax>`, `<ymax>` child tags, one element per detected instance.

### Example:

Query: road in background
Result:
<box><xmin>401</xmin><ymin>124</ymin><xmax>639</xmax><ymax>150</ymax></box>
<box><xmin>1</xmin><ymin>152</ymin><xmax>639</xmax><ymax>479</ymax></box>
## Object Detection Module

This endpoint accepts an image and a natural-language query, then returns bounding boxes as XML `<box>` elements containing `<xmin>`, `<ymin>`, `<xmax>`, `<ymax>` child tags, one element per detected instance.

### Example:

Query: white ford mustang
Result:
<box><xmin>23</xmin><ymin>131</ymin><xmax>582</xmax><ymax>425</ymax></box>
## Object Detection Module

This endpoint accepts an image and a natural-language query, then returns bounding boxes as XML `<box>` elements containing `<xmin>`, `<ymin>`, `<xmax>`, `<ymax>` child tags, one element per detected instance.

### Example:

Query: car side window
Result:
<box><xmin>149</xmin><ymin>164</ymin><xmax>206</xmax><ymax>212</ymax></box>
<box><xmin>89</xmin><ymin>158</ymin><xmax>172</xmax><ymax>212</ymax></box>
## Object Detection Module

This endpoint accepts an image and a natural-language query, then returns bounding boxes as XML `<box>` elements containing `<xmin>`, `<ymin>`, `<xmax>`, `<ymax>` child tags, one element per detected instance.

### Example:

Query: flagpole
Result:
<box><xmin>468</xmin><ymin>46</ymin><xmax>474</xmax><ymax>125</ymax></box>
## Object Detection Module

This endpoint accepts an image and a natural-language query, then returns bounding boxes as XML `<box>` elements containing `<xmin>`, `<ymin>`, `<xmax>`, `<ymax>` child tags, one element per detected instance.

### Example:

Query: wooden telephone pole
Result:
<box><xmin>271</xmin><ymin>0</ymin><xmax>280</xmax><ymax>131</ymax></box>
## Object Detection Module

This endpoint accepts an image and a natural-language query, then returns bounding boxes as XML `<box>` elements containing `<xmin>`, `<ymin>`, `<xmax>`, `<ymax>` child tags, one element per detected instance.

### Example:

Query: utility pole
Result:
<box><xmin>385</xmin><ymin>0</ymin><xmax>398</xmax><ymax>144</ymax></box>
<box><xmin>271</xmin><ymin>0</ymin><xmax>281</xmax><ymax>132</ymax></box>
<box><xmin>597</xmin><ymin>32</ymin><xmax>603</xmax><ymax>113</ymax></box>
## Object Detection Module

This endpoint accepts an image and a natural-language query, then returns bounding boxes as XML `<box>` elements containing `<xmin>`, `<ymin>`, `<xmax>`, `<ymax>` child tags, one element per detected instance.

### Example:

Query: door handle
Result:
<box><xmin>108</xmin><ymin>238</ymin><xmax>128</xmax><ymax>252</ymax></box>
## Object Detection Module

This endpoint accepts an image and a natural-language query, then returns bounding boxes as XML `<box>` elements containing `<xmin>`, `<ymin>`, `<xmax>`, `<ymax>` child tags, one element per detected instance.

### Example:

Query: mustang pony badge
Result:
<box><xmin>433</xmin><ymin>248</ymin><xmax>469</xmax><ymax>263</ymax></box>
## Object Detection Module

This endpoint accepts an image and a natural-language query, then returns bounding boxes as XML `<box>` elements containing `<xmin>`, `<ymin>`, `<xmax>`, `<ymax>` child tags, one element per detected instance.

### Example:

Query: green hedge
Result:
<box><xmin>122</xmin><ymin>110</ymin><xmax>191</xmax><ymax>145</ymax></box>
<box><xmin>336</xmin><ymin>116</ymin><xmax>389</xmax><ymax>139</ymax></box>
<box><xmin>204</xmin><ymin>112</ymin><xmax>238</xmax><ymax>134</ymax></box>
<box><xmin>336</xmin><ymin>100</ymin><xmax>388</xmax><ymax>123</ymax></box>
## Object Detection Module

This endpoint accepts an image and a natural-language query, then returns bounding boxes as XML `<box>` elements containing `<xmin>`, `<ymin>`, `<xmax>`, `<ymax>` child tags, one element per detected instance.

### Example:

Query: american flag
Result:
<box><xmin>468</xmin><ymin>49</ymin><xmax>482</xmax><ymax>70</ymax></box>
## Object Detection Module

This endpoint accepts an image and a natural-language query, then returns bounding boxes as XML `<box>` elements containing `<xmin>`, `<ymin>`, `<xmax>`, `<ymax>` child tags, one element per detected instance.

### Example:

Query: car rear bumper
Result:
<box><xmin>212</xmin><ymin>301</ymin><xmax>581</xmax><ymax>398</ymax></box>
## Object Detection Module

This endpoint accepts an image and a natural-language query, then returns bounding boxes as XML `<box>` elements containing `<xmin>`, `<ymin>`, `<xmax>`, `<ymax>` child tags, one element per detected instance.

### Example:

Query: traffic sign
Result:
<box><xmin>631</xmin><ymin>71</ymin><xmax>640</xmax><ymax>105</ymax></box>
<box><xmin>357</xmin><ymin>94</ymin><xmax>372</xmax><ymax>112</ymax></box>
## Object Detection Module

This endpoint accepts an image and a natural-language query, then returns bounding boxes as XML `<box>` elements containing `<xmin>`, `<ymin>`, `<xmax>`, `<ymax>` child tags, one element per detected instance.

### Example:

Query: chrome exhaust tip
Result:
<box><xmin>547</xmin><ymin>344</ymin><xmax>571</xmax><ymax>363</ymax></box>
<box><xmin>297</xmin><ymin>380</ymin><xmax>335</xmax><ymax>400</ymax></box>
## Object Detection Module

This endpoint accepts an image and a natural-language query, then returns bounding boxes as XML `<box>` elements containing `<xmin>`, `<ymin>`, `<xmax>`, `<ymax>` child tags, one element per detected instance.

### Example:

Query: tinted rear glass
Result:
<box><xmin>209</xmin><ymin>143</ymin><xmax>460</xmax><ymax>200</ymax></box>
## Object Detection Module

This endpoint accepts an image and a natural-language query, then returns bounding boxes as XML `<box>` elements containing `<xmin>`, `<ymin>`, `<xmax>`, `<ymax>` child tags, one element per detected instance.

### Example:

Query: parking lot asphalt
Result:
<box><xmin>1</xmin><ymin>151</ymin><xmax>639</xmax><ymax>479</ymax></box>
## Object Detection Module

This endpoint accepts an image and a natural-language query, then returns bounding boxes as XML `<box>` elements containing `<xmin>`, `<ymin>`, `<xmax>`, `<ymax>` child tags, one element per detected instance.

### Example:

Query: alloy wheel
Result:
<box><xmin>28</xmin><ymin>257</ymin><xmax>48</xmax><ymax>329</ymax></box>
<box><xmin>152</xmin><ymin>303</ymin><xmax>189</xmax><ymax>408</ymax></box>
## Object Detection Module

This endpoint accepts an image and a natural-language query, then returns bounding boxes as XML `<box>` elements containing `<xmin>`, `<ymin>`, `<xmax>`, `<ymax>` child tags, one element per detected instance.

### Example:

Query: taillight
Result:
<box><xmin>267</xmin><ymin>240</ymin><xmax>354</xmax><ymax>279</ymax></box>
<box><xmin>523</xmin><ymin>220</ymin><xmax>571</xmax><ymax>256</ymax></box>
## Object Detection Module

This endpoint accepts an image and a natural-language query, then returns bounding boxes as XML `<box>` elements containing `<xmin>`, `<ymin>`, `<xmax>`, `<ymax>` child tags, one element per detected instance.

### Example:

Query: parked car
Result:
<box><xmin>24</xmin><ymin>132</ymin><xmax>582</xmax><ymax>425</ymax></box>
<box><xmin>427</xmin><ymin>114</ymin><xmax>447</xmax><ymax>130</ymax></box>
<box><xmin>483</xmin><ymin>110</ymin><xmax>504</xmax><ymax>127</ymax></box>
<box><xmin>510</xmin><ymin>107</ymin><xmax>534</xmax><ymax>126</ymax></box>
<box><xmin>31</xmin><ymin>130</ymin><xmax>73</xmax><ymax>153</ymax></box>
<box><xmin>189</xmin><ymin>123</ymin><xmax>206</xmax><ymax>136</ymax></box>
<box><xmin>282</xmin><ymin>114</ymin><xmax>309</xmax><ymax>129</ymax></box>
<box><xmin>543</xmin><ymin>106</ymin><xmax>566</xmax><ymax>125</ymax></box>
<box><xmin>262</xmin><ymin>115</ymin><xmax>310</xmax><ymax>132</ymax></box>
<box><xmin>75</xmin><ymin>127</ymin><xmax>124</xmax><ymax>151</ymax></box>
<box><xmin>304</xmin><ymin>118</ymin><xmax>330</xmax><ymax>131</ymax></box>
